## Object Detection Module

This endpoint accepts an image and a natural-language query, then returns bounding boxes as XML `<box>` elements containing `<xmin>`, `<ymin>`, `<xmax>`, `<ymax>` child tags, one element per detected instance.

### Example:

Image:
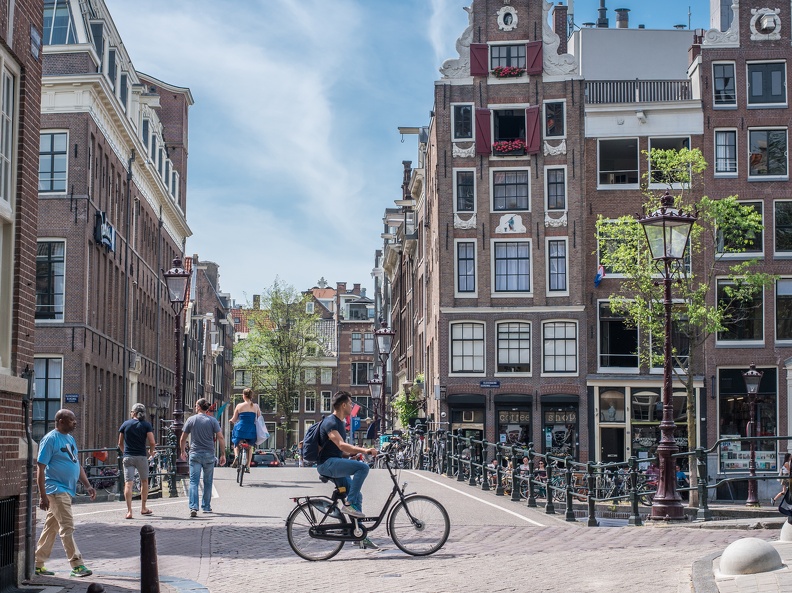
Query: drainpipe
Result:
<box><xmin>155</xmin><ymin>209</ymin><xmax>163</xmax><ymax>436</ymax></box>
<box><xmin>21</xmin><ymin>365</ymin><xmax>34</xmax><ymax>581</ymax></box>
<box><xmin>122</xmin><ymin>150</ymin><xmax>136</xmax><ymax>415</ymax></box>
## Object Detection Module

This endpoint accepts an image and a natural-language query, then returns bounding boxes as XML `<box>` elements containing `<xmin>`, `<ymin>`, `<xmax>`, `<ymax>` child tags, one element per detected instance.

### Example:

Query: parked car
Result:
<box><xmin>251</xmin><ymin>452</ymin><xmax>281</xmax><ymax>468</ymax></box>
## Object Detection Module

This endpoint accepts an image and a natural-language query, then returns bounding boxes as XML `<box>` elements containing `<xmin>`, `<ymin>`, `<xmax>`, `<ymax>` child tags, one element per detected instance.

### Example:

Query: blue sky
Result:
<box><xmin>105</xmin><ymin>0</ymin><xmax>710</xmax><ymax>303</ymax></box>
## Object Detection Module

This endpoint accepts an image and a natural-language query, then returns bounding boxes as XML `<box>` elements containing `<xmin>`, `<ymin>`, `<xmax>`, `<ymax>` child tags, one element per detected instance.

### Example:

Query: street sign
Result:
<box><xmin>64</xmin><ymin>394</ymin><xmax>79</xmax><ymax>403</ymax></box>
<box><xmin>479</xmin><ymin>381</ymin><xmax>501</xmax><ymax>388</ymax></box>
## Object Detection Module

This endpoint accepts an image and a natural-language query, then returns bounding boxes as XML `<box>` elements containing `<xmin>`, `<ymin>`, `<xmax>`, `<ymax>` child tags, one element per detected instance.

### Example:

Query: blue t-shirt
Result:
<box><xmin>318</xmin><ymin>415</ymin><xmax>346</xmax><ymax>464</ymax></box>
<box><xmin>37</xmin><ymin>430</ymin><xmax>81</xmax><ymax>497</ymax></box>
<box><xmin>119</xmin><ymin>418</ymin><xmax>153</xmax><ymax>457</ymax></box>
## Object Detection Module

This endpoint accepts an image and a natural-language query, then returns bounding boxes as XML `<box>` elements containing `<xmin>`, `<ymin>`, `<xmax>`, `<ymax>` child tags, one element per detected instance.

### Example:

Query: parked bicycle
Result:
<box><xmin>286</xmin><ymin>451</ymin><xmax>450</xmax><ymax>561</ymax></box>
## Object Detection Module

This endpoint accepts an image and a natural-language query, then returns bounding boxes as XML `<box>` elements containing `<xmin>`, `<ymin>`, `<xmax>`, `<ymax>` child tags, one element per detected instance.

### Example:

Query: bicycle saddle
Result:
<box><xmin>318</xmin><ymin>474</ymin><xmax>347</xmax><ymax>488</ymax></box>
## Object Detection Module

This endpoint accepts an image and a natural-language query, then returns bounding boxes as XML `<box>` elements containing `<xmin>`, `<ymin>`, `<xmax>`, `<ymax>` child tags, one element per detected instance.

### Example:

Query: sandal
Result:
<box><xmin>141</xmin><ymin>509</ymin><xmax>153</xmax><ymax>515</ymax></box>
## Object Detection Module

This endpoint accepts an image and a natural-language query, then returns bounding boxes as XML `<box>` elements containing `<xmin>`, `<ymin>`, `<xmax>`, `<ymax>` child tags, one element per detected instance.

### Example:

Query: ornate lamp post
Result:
<box><xmin>638</xmin><ymin>191</ymin><xmax>696</xmax><ymax>521</ymax></box>
<box><xmin>742</xmin><ymin>363</ymin><xmax>763</xmax><ymax>507</ymax></box>
<box><xmin>162</xmin><ymin>258</ymin><xmax>191</xmax><ymax>475</ymax></box>
<box><xmin>374</xmin><ymin>321</ymin><xmax>395</xmax><ymax>432</ymax></box>
<box><xmin>368</xmin><ymin>373</ymin><xmax>383</xmax><ymax>440</ymax></box>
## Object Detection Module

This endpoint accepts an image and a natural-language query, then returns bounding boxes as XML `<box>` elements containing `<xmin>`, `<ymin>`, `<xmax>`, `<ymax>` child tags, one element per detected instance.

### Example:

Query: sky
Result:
<box><xmin>104</xmin><ymin>0</ymin><xmax>711</xmax><ymax>304</ymax></box>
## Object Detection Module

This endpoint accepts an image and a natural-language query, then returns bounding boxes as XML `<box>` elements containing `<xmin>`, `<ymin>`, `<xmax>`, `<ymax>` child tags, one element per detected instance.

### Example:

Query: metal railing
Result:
<box><xmin>585</xmin><ymin>79</ymin><xmax>694</xmax><ymax>104</ymax></box>
<box><xmin>394</xmin><ymin>429</ymin><xmax>786</xmax><ymax>526</ymax></box>
<box><xmin>76</xmin><ymin>444</ymin><xmax>178</xmax><ymax>500</ymax></box>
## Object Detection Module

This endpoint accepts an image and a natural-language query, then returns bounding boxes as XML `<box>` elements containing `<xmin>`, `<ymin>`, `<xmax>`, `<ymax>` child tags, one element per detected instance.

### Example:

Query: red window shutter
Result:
<box><xmin>526</xmin><ymin>106</ymin><xmax>540</xmax><ymax>154</ymax></box>
<box><xmin>526</xmin><ymin>41</ymin><xmax>543</xmax><ymax>75</ymax></box>
<box><xmin>475</xmin><ymin>109</ymin><xmax>491</xmax><ymax>155</ymax></box>
<box><xmin>470</xmin><ymin>44</ymin><xmax>489</xmax><ymax>77</ymax></box>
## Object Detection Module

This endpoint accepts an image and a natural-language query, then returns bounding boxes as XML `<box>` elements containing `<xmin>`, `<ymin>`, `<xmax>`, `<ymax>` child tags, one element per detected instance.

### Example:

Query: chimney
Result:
<box><xmin>596</xmin><ymin>0</ymin><xmax>608</xmax><ymax>28</ymax></box>
<box><xmin>553</xmin><ymin>3</ymin><xmax>569</xmax><ymax>54</ymax></box>
<box><xmin>615</xmin><ymin>8</ymin><xmax>629</xmax><ymax>28</ymax></box>
<box><xmin>353</xmin><ymin>283</ymin><xmax>361</xmax><ymax>295</ymax></box>
<box><xmin>252</xmin><ymin>294</ymin><xmax>260</xmax><ymax>310</ymax></box>
<box><xmin>336</xmin><ymin>282</ymin><xmax>347</xmax><ymax>295</ymax></box>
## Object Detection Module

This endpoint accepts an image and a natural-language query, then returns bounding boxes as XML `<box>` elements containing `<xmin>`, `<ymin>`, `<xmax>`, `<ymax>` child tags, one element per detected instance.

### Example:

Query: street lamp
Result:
<box><xmin>374</xmin><ymin>321</ymin><xmax>395</xmax><ymax>432</ymax></box>
<box><xmin>162</xmin><ymin>257</ymin><xmax>191</xmax><ymax>475</ymax></box>
<box><xmin>638</xmin><ymin>191</ymin><xmax>696</xmax><ymax>521</ymax></box>
<box><xmin>368</xmin><ymin>373</ymin><xmax>383</xmax><ymax>440</ymax></box>
<box><xmin>742</xmin><ymin>363</ymin><xmax>764</xmax><ymax>507</ymax></box>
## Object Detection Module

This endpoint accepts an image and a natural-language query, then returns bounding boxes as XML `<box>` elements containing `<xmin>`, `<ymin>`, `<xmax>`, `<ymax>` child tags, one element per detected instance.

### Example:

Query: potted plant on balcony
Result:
<box><xmin>492</xmin><ymin>139</ymin><xmax>527</xmax><ymax>156</ymax></box>
<box><xmin>492</xmin><ymin>66</ymin><xmax>526</xmax><ymax>78</ymax></box>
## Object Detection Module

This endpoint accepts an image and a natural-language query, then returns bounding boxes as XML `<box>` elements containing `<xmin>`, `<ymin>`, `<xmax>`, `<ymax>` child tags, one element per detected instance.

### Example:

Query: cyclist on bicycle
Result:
<box><xmin>317</xmin><ymin>391</ymin><xmax>377</xmax><ymax>521</ymax></box>
<box><xmin>230</xmin><ymin>388</ymin><xmax>261</xmax><ymax>472</ymax></box>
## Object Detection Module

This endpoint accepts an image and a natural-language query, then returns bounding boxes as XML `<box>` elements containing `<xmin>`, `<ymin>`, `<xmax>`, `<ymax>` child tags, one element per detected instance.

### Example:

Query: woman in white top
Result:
<box><xmin>773</xmin><ymin>452</ymin><xmax>791</xmax><ymax>505</ymax></box>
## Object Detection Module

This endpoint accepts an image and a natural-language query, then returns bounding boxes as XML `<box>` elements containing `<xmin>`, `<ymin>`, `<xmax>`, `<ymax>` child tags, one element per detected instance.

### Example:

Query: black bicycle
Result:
<box><xmin>286</xmin><ymin>452</ymin><xmax>451</xmax><ymax>561</ymax></box>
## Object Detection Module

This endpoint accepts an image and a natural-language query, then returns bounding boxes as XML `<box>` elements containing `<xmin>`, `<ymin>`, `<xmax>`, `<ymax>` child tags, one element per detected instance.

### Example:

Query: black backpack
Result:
<box><xmin>302</xmin><ymin>416</ymin><xmax>325</xmax><ymax>463</ymax></box>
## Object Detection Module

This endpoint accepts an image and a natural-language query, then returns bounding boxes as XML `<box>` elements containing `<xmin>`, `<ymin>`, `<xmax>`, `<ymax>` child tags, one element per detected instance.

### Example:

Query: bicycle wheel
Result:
<box><xmin>237</xmin><ymin>449</ymin><xmax>247</xmax><ymax>486</ymax></box>
<box><xmin>389</xmin><ymin>495</ymin><xmax>450</xmax><ymax>556</ymax></box>
<box><xmin>286</xmin><ymin>501</ymin><xmax>346</xmax><ymax>561</ymax></box>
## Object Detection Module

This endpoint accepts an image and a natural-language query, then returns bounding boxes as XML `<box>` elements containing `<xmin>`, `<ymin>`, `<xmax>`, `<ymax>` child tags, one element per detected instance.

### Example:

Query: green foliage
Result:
<box><xmin>391</xmin><ymin>387</ymin><xmax>421</xmax><ymax>428</ymax></box>
<box><xmin>233</xmin><ymin>278</ymin><xmax>320</xmax><ymax>446</ymax></box>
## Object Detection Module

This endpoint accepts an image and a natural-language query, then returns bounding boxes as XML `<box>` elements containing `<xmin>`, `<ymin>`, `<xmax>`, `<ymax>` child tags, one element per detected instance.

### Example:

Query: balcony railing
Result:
<box><xmin>585</xmin><ymin>80</ymin><xmax>693</xmax><ymax>104</ymax></box>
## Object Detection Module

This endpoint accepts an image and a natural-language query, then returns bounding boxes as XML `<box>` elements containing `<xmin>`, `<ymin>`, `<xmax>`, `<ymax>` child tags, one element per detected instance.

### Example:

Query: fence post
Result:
<box><xmin>495</xmin><ymin>444</ymin><xmax>505</xmax><ymax>496</ymax></box>
<box><xmin>446</xmin><ymin>432</ymin><xmax>453</xmax><ymax>476</ymax></box>
<box><xmin>586</xmin><ymin>462</ymin><xmax>598</xmax><ymax>526</ymax></box>
<box><xmin>480</xmin><ymin>439</ymin><xmax>490</xmax><ymax>491</ymax></box>
<box><xmin>564</xmin><ymin>457</ymin><xmax>576</xmax><ymax>522</ymax></box>
<box><xmin>511</xmin><ymin>446</ymin><xmax>522</xmax><ymax>502</ymax></box>
<box><xmin>627</xmin><ymin>456</ymin><xmax>643</xmax><ymax>526</ymax></box>
<box><xmin>545</xmin><ymin>458</ymin><xmax>556</xmax><ymax>515</ymax></box>
<box><xmin>167</xmin><ymin>428</ymin><xmax>178</xmax><ymax>498</ymax></box>
<box><xmin>695</xmin><ymin>447</ymin><xmax>712</xmax><ymax>521</ymax></box>
<box><xmin>140</xmin><ymin>524</ymin><xmax>160</xmax><ymax>593</ymax></box>
<box><xmin>456</xmin><ymin>436</ymin><xmax>465</xmax><ymax>482</ymax></box>
<box><xmin>526</xmin><ymin>446</ymin><xmax>537</xmax><ymax>508</ymax></box>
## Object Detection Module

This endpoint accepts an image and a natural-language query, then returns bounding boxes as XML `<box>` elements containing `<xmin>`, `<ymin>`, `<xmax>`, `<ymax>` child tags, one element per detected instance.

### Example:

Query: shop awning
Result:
<box><xmin>541</xmin><ymin>394</ymin><xmax>579</xmax><ymax>404</ymax></box>
<box><xmin>447</xmin><ymin>394</ymin><xmax>486</xmax><ymax>406</ymax></box>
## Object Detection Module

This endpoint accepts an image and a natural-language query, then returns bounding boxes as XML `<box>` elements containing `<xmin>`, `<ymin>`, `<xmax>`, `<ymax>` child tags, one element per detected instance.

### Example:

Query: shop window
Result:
<box><xmin>498</xmin><ymin>409</ymin><xmax>531</xmax><ymax>445</ymax></box>
<box><xmin>774</xmin><ymin>201</ymin><xmax>792</xmax><ymax>253</ymax></box>
<box><xmin>543</xmin><ymin>408</ymin><xmax>577</xmax><ymax>458</ymax></box>
<box><xmin>599</xmin><ymin>389</ymin><xmax>625</xmax><ymax>422</ymax></box>
<box><xmin>598</xmin><ymin>138</ymin><xmax>639</xmax><ymax>186</ymax></box>
<box><xmin>716</xmin><ymin>280</ymin><xmax>764</xmax><ymax>342</ymax></box>
<box><xmin>598</xmin><ymin>302</ymin><xmax>638</xmax><ymax>369</ymax></box>
<box><xmin>718</xmin><ymin>367</ymin><xmax>778</xmax><ymax>471</ymax></box>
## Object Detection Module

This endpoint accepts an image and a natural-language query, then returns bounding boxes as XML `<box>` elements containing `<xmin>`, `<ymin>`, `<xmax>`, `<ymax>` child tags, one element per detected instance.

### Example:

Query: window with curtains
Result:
<box><xmin>492</xmin><ymin>169</ymin><xmax>529</xmax><ymax>210</ymax></box>
<box><xmin>352</xmin><ymin>332</ymin><xmax>362</xmax><ymax>353</ymax></box>
<box><xmin>456</xmin><ymin>241</ymin><xmax>476</xmax><ymax>293</ymax></box>
<box><xmin>715</xmin><ymin>130</ymin><xmax>737</xmax><ymax>175</ymax></box>
<box><xmin>321</xmin><ymin>368</ymin><xmax>332</xmax><ymax>384</ymax></box>
<box><xmin>494</xmin><ymin>241</ymin><xmax>531</xmax><ymax>292</ymax></box>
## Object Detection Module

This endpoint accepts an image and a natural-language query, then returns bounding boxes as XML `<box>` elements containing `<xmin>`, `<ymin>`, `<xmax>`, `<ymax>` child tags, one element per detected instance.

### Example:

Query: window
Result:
<box><xmin>305</xmin><ymin>301</ymin><xmax>314</xmax><ymax>314</ymax></box>
<box><xmin>164</xmin><ymin>161</ymin><xmax>171</xmax><ymax>186</ymax></box>
<box><xmin>544</xmin><ymin>101</ymin><xmax>564</xmax><ymax>137</ymax></box>
<box><xmin>43</xmin><ymin>0</ymin><xmax>76</xmax><ymax>45</ymax></box>
<box><xmin>352</xmin><ymin>332</ymin><xmax>362</xmax><ymax>353</ymax></box>
<box><xmin>542</xmin><ymin>321</ymin><xmax>577</xmax><ymax>373</ymax></box>
<box><xmin>38</xmin><ymin>132</ymin><xmax>67</xmax><ymax>192</ymax></box>
<box><xmin>456</xmin><ymin>241</ymin><xmax>476</xmax><ymax>294</ymax></box>
<box><xmin>497</xmin><ymin>322</ymin><xmax>530</xmax><ymax>373</ymax></box>
<box><xmin>492</xmin><ymin>169</ymin><xmax>529</xmax><ymax>211</ymax></box>
<box><xmin>598</xmin><ymin>138</ymin><xmax>639</xmax><ymax>186</ymax></box>
<box><xmin>717</xmin><ymin>280</ymin><xmax>764</xmax><ymax>342</ymax></box>
<box><xmin>749</xmin><ymin>129</ymin><xmax>787</xmax><ymax>177</ymax></box>
<box><xmin>454</xmin><ymin>169</ymin><xmax>475</xmax><ymax>212</ymax></box>
<box><xmin>650</xmin><ymin>316</ymin><xmax>691</xmax><ymax>370</ymax></box>
<box><xmin>719</xmin><ymin>0</ymin><xmax>734</xmax><ymax>31</ymax></box>
<box><xmin>717</xmin><ymin>201</ymin><xmax>763</xmax><ymax>255</ymax></box>
<box><xmin>234</xmin><ymin>370</ymin><xmax>250</xmax><ymax>387</ymax></box>
<box><xmin>33</xmin><ymin>357</ymin><xmax>62</xmax><ymax>441</ymax></box>
<box><xmin>545</xmin><ymin>167</ymin><xmax>565</xmax><ymax>210</ymax></box>
<box><xmin>351</xmin><ymin>362</ymin><xmax>373</xmax><ymax>386</ymax></box>
<box><xmin>452</xmin><ymin>104</ymin><xmax>473</xmax><ymax>140</ymax></box>
<box><xmin>321</xmin><ymin>368</ymin><xmax>332</xmax><ymax>384</ymax></box>
<box><xmin>364</xmin><ymin>333</ymin><xmax>374</xmax><ymax>353</ymax></box>
<box><xmin>599</xmin><ymin>303</ymin><xmax>638</xmax><ymax>369</ymax></box>
<box><xmin>321</xmin><ymin>391</ymin><xmax>332</xmax><ymax>413</ymax></box>
<box><xmin>748</xmin><ymin>62</ymin><xmax>786</xmax><ymax>105</ymax></box>
<box><xmin>151</xmin><ymin>136</ymin><xmax>157</xmax><ymax>161</ymax></box>
<box><xmin>547</xmin><ymin>239</ymin><xmax>567</xmax><ymax>293</ymax></box>
<box><xmin>494</xmin><ymin>241</ymin><xmax>531</xmax><ymax>293</ymax></box>
<box><xmin>450</xmin><ymin>322</ymin><xmax>484</xmax><ymax>373</ymax></box>
<box><xmin>713</xmin><ymin>62</ymin><xmax>736</xmax><ymax>106</ymax></box>
<box><xmin>157</xmin><ymin>148</ymin><xmax>163</xmax><ymax>176</ymax></box>
<box><xmin>776</xmin><ymin>279</ymin><xmax>792</xmax><ymax>340</ymax></box>
<box><xmin>491</xmin><ymin>45</ymin><xmax>526</xmax><ymax>69</ymax></box>
<box><xmin>171</xmin><ymin>172</ymin><xmax>179</xmax><ymax>200</ymax></box>
<box><xmin>775</xmin><ymin>201</ymin><xmax>792</xmax><ymax>253</ymax></box>
<box><xmin>493</xmin><ymin>109</ymin><xmax>525</xmax><ymax>142</ymax></box>
<box><xmin>120</xmin><ymin>74</ymin><xmax>128</xmax><ymax>111</ymax></box>
<box><xmin>304</xmin><ymin>368</ymin><xmax>315</xmax><ymax>383</ymax></box>
<box><xmin>0</xmin><ymin>70</ymin><xmax>13</xmax><ymax>205</ymax></box>
<box><xmin>107</xmin><ymin>49</ymin><xmax>117</xmax><ymax>89</ymax></box>
<box><xmin>304</xmin><ymin>391</ymin><xmax>316</xmax><ymax>413</ymax></box>
<box><xmin>292</xmin><ymin>395</ymin><xmax>299</xmax><ymax>413</ymax></box>
<box><xmin>715</xmin><ymin>130</ymin><xmax>737</xmax><ymax>175</ymax></box>
<box><xmin>36</xmin><ymin>241</ymin><xmax>65</xmax><ymax>321</ymax></box>
<box><xmin>142</xmin><ymin>120</ymin><xmax>150</xmax><ymax>153</ymax></box>
<box><xmin>648</xmin><ymin>137</ymin><xmax>690</xmax><ymax>185</ymax></box>
<box><xmin>0</xmin><ymin>52</ymin><xmax>16</xmax><ymax>371</ymax></box>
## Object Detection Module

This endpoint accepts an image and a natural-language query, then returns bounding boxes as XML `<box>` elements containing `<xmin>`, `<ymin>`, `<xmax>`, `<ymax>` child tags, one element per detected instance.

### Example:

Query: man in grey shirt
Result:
<box><xmin>180</xmin><ymin>398</ymin><xmax>225</xmax><ymax>517</ymax></box>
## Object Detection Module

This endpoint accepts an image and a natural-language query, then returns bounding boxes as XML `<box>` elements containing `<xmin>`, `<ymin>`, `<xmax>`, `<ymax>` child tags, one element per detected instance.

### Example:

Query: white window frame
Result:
<box><xmin>713</xmin><ymin>61</ymin><xmax>737</xmax><ymax>108</ymax></box>
<box><xmin>541</xmin><ymin>320</ymin><xmax>578</xmax><ymax>377</ymax></box>
<box><xmin>38</xmin><ymin>130</ymin><xmax>69</xmax><ymax>194</ymax></box>
<box><xmin>597</xmin><ymin>300</ymin><xmax>640</xmax><ymax>374</ymax></box>
<box><xmin>35</xmin><ymin>238</ymin><xmax>66</xmax><ymax>324</ymax></box>
<box><xmin>320</xmin><ymin>368</ymin><xmax>332</xmax><ymax>385</ymax></box>
<box><xmin>292</xmin><ymin>394</ymin><xmax>300</xmax><ymax>413</ymax></box>
<box><xmin>454</xmin><ymin>238</ymin><xmax>477</xmax><ymax>298</ymax></box>
<box><xmin>491</xmin><ymin>238</ymin><xmax>532</xmax><ymax>297</ymax></box>
<box><xmin>495</xmin><ymin>320</ymin><xmax>531</xmax><ymax>377</ymax></box>
<box><xmin>304</xmin><ymin>368</ymin><xmax>316</xmax><ymax>383</ymax></box>
<box><xmin>775</xmin><ymin>278</ymin><xmax>792</xmax><ymax>343</ymax></box>
<box><xmin>451</xmin><ymin>102</ymin><xmax>474</xmax><ymax>142</ymax></box>
<box><xmin>0</xmin><ymin>49</ymin><xmax>16</xmax><ymax>375</ymax></box>
<box><xmin>774</xmin><ymin>199</ymin><xmax>792</xmax><ymax>257</ymax></box>
<box><xmin>717</xmin><ymin>200</ymin><xmax>764</xmax><ymax>259</ymax></box>
<box><xmin>449</xmin><ymin>321</ymin><xmax>486</xmax><ymax>376</ymax></box>
<box><xmin>305</xmin><ymin>301</ymin><xmax>314</xmax><ymax>314</ymax></box>
<box><xmin>647</xmin><ymin>136</ymin><xmax>691</xmax><ymax>190</ymax></box>
<box><xmin>545</xmin><ymin>237</ymin><xmax>569</xmax><ymax>297</ymax></box>
<box><xmin>490</xmin><ymin>166</ymin><xmax>531</xmax><ymax>212</ymax></box>
<box><xmin>747</xmin><ymin>127</ymin><xmax>789</xmax><ymax>181</ymax></box>
<box><xmin>543</xmin><ymin>99</ymin><xmax>566</xmax><ymax>140</ymax></box>
<box><xmin>596</xmin><ymin>220</ymin><xmax>626</xmax><ymax>279</ymax></box>
<box><xmin>714</xmin><ymin>129</ymin><xmax>738</xmax><ymax>177</ymax></box>
<box><xmin>715</xmin><ymin>278</ymin><xmax>765</xmax><ymax>346</ymax></box>
<box><xmin>544</xmin><ymin>165</ymin><xmax>567</xmax><ymax>212</ymax></box>
<box><xmin>321</xmin><ymin>390</ymin><xmax>332</xmax><ymax>413</ymax></box>
<box><xmin>453</xmin><ymin>167</ymin><xmax>477</xmax><ymax>214</ymax></box>
<box><xmin>304</xmin><ymin>391</ymin><xmax>316</xmax><ymax>413</ymax></box>
<box><xmin>597</xmin><ymin>137</ymin><xmax>639</xmax><ymax>189</ymax></box>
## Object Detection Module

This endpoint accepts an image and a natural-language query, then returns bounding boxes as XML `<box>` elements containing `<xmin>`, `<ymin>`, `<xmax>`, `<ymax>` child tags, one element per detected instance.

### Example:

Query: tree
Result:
<box><xmin>595</xmin><ymin>148</ymin><xmax>775</xmax><ymax>504</ymax></box>
<box><xmin>233</xmin><ymin>279</ymin><xmax>320</xmax><ymax>448</ymax></box>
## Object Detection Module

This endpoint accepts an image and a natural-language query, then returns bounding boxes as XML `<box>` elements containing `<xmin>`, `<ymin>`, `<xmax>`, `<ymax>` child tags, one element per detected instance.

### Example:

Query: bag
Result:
<box><xmin>779</xmin><ymin>464</ymin><xmax>790</xmax><ymax>483</ymax></box>
<box><xmin>255</xmin><ymin>415</ymin><xmax>270</xmax><ymax>446</ymax></box>
<box><xmin>302</xmin><ymin>416</ymin><xmax>325</xmax><ymax>463</ymax></box>
<box><xmin>779</xmin><ymin>486</ymin><xmax>792</xmax><ymax>517</ymax></box>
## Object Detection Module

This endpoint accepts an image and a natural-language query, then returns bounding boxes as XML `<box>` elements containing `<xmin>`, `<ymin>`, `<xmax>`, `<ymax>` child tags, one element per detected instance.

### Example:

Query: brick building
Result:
<box><xmin>0</xmin><ymin>0</ymin><xmax>43</xmax><ymax>586</ymax></box>
<box><xmin>35</xmin><ymin>0</ymin><xmax>192</xmax><ymax>450</ymax></box>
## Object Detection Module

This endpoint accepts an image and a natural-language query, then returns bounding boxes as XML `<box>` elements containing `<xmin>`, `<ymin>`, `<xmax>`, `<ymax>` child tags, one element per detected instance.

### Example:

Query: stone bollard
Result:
<box><xmin>141</xmin><ymin>524</ymin><xmax>160</xmax><ymax>593</ymax></box>
<box><xmin>719</xmin><ymin>538</ymin><xmax>782</xmax><ymax>575</ymax></box>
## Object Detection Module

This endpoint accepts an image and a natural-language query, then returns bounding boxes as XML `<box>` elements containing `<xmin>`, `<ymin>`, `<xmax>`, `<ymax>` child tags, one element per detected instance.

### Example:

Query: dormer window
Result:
<box><xmin>44</xmin><ymin>0</ymin><xmax>77</xmax><ymax>45</ymax></box>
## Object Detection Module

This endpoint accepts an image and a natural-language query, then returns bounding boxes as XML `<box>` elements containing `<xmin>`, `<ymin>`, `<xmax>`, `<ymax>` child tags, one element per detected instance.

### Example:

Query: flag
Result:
<box><xmin>214</xmin><ymin>402</ymin><xmax>229</xmax><ymax>420</ymax></box>
<box><xmin>594</xmin><ymin>264</ymin><xmax>606</xmax><ymax>287</ymax></box>
<box><xmin>351</xmin><ymin>404</ymin><xmax>361</xmax><ymax>417</ymax></box>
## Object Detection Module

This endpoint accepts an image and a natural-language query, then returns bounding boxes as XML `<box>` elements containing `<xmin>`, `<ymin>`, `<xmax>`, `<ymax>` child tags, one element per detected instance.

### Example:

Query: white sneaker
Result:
<box><xmin>341</xmin><ymin>504</ymin><xmax>365</xmax><ymax>518</ymax></box>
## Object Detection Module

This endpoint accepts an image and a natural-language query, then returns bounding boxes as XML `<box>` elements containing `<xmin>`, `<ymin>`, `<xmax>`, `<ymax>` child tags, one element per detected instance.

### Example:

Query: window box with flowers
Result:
<box><xmin>492</xmin><ymin>139</ymin><xmax>526</xmax><ymax>156</ymax></box>
<box><xmin>492</xmin><ymin>66</ymin><xmax>526</xmax><ymax>78</ymax></box>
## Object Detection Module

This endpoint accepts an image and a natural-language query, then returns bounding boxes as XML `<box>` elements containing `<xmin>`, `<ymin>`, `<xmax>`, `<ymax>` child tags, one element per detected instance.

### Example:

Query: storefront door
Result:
<box><xmin>600</xmin><ymin>427</ymin><xmax>624</xmax><ymax>463</ymax></box>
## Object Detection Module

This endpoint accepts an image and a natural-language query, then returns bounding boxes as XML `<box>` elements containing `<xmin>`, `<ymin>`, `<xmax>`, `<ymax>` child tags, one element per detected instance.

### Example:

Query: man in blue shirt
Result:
<box><xmin>118</xmin><ymin>403</ymin><xmax>157</xmax><ymax>519</ymax></box>
<box><xmin>34</xmin><ymin>409</ymin><xmax>95</xmax><ymax>578</ymax></box>
<box><xmin>180</xmin><ymin>398</ymin><xmax>225</xmax><ymax>517</ymax></box>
